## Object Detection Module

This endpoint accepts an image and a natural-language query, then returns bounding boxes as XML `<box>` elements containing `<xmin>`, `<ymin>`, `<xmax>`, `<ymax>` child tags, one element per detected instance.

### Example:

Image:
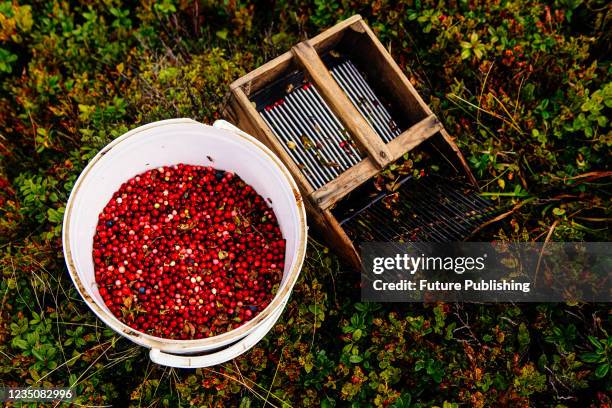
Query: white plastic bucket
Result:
<box><xmin>62</xmin><ymin>118</ymin><xmax>307</xmax><ymax>368</ymax></box>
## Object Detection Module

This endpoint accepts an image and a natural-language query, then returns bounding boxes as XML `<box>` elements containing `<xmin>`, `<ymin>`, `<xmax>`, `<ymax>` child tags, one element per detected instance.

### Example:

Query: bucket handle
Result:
<box><xmin>149</xmin><ymin>302</ymin><xmax>285</xmax><ymax>368</ymax></box>
<box><xmin>212</xmin><ymin>119</ymin><xmax>251</xmax><ymax>138</ymax></box>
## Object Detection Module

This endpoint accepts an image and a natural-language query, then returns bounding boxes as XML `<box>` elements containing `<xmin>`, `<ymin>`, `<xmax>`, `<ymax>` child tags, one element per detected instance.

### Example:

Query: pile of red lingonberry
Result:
<box><xmin>93</xmin><ymin>164</ymin><xmax>285</xmax><ymax>339</ymax></box>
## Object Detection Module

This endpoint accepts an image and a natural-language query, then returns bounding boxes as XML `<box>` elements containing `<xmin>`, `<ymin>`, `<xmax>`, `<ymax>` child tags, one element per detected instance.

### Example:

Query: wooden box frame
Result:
<box><xmin>223</xmin><ymin>15</ymin><xmax>476</xmax><ymax>269</ymax></box>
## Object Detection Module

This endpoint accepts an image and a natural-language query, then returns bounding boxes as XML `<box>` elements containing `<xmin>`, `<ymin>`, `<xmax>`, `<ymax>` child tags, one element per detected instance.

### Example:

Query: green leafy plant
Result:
<box><xmin>460</xmin><ymin>33</ymin><xmax>486</xmax><ymax>60</ymax></box>
<box><xmin>581</xmin><ymin>336</ymin><xmax>611</xmax><ymax>378</ymax></box>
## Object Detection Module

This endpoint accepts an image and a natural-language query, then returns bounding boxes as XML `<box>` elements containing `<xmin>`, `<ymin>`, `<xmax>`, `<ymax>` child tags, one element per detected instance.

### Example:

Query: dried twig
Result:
<box><xmin>471</xmin><ymin>197</ymin><xmax>534</xmax><ymax>234</ymax></box>
<box><xmin>533</xmin><ymin>219</ymin><xmax>559</xmax><ymax>287</ymax></box>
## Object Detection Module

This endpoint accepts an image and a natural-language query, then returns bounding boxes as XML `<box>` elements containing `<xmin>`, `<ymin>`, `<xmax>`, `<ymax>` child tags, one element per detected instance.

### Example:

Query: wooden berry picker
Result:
<box><xmin>224</xmin><ymin>15</ymin><xmax>498</xmax><ymax>270</ymax></box>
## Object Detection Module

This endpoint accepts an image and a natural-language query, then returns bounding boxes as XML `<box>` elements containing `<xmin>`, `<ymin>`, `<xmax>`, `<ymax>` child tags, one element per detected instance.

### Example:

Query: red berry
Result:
<box><xmin>93</xmin><ymin>164</ymin><xmax>285</xmax><ymax>339</ymax></box>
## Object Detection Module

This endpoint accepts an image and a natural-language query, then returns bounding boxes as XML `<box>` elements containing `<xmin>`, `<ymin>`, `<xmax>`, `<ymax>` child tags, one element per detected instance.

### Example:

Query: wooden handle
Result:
<box><xmin>291</xmin><ymin>41</ymin><xmax>391</xmax><ymax>169</ymax></box>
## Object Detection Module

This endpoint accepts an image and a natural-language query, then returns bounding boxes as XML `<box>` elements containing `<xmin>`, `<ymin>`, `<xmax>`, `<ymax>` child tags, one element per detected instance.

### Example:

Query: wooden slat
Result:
<box><xmin>229</xmin><ymin>51</ymin><xmax>293</xmax><ymax>96</ymax></box>
<box><xmin>304</xmin><ymin>199</ymin><xmax>361</xmax><ymax>270</ymax></box>
<box><xmin>291</xmin><ymin>41</ymin><xmax>392</xmax><ymax>169</ymax></box>
<box><xmin>355</xmin><ymin>19</ymin><xmax>431</xmax><ymax>119</ymax></box>
<box><xmin>439</xmin><ymin>128</ymin><xmax>478</xmax><ymax>187</ymax></box>
<box><xmin>311</xmin><ymin>114</ymin><xmax>442</xmax><ymax>209</ymax></box>
<box><xmin>306</xmin><ymin>14</ymin><xmax>364</xmax><ymax>54</ymax></box>
<box><xmin>230</xmin><ymin>15</ymin><xmax>364</xmax><ymax>95</ymax></box>
<box><xmin>310</xmin><ymin>157</ymin><xmax>376</xmax><ymax>210</ymax></box>
<box><xmin>387</xmin><ymin>114</ymin><xmax>442</xmax><ymax>160</ymax></box>
<box><xmin>231</xmin><ymin>87</ymin><xmax>316</xmax><ymax>195</ymax></box>
<box><xmin>321</xmin><ymin>208</ymin><xmax>361</xmax><ymax>270</ymax></box>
